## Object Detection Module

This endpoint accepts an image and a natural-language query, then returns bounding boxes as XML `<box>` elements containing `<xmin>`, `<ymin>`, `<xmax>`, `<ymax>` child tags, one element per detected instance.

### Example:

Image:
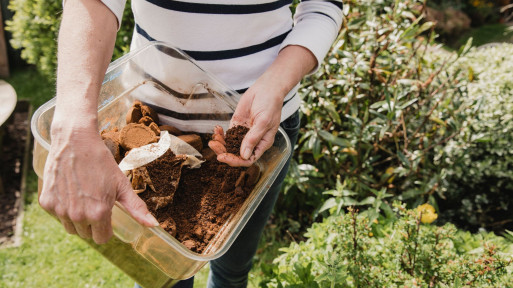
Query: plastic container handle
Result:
<box><xmin>112</xmin><ymin>202</ymin><xmax>144</xmax><ymax>243</ymax></box>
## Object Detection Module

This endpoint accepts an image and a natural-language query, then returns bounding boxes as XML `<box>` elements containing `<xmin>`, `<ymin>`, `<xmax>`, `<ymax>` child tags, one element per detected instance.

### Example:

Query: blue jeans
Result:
<box><xmin>136</xmin><ymin>111</ymin><xmax>300</xmax><ymax>288</ymax></box>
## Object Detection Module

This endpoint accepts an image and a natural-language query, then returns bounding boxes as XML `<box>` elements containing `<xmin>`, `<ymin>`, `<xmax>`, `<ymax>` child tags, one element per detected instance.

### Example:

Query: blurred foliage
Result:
<box><xmin>436</xmin><ymin>44</ymin><xmax>513</xmax><ymax>232</ymax></box>
<box><xmin>278</xmin><ymin>0</ymin><xmax>472</xmax><ymax>229</ymax></box>
<box><xmin>424</xmin><ymin>6</ymin><xmax>471</xmax><ymax>42</ymax></box>
<box><xmin>261</xmin><ymin>202</ymin><xmax>513</xmax><ymax>287</ymax></box>
<box><xmin>5</xmin><ymin>0</ymin><xmax>134</xmax><ymax>78</ymax></box>
<box><xmin>428</xmin><ymin>0</ymin><xmax>501</xmax><ymax>26</ymax></box>
<box><xmin>451</xmin><ymin>23</ymin><xmax>513</xmax><ymax>49</ymax></box>
<box><xmin>464</xmin><ymin>0</ymin><xmax>500</xmax><ymax>26</ymax></box>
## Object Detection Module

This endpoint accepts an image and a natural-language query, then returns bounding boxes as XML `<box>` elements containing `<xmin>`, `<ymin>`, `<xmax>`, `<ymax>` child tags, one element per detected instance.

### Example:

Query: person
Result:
<box><xmin>39</xmin><ymin>0</ymin><xmax>343</xmax><ymax>287</ymax></box>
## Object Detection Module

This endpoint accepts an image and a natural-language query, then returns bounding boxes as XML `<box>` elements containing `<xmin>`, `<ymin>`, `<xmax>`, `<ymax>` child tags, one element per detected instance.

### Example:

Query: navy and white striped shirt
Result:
<box><xmin>102</xmin><ymin>0</ymin><xmax>343</xmax><ymax>128</ymax></box>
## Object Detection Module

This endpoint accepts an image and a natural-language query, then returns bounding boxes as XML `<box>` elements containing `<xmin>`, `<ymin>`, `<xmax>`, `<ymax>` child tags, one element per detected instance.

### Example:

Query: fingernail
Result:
<box><xmin>243</xmin><ymin>148</ymin><xmax>252</xmax><ymax>160</ymax></box>
<box><xmin>145</xmin><ymin>213</ymin><xmax>159</xmax><ymax>226</ymax></box>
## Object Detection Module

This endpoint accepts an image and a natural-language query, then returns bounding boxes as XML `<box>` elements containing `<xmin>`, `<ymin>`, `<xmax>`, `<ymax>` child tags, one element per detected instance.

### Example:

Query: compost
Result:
<box><xmin>101</xmin><ymin>101</ymin><xmax>259</xmax><ymax>253</ymax></box>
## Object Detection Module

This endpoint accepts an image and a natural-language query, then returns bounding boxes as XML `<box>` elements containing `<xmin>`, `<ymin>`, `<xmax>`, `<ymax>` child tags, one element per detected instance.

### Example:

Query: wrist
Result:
<box><xmin>51</xmin><ymin>110</ymin><xmax>99</xmax><ymax>141</ymax></box>
<box><xmin>257</xmin><ymin>45</ymin><xmax>316</xmax><ymax>101</ymax></box>
<box><xmin>52</xmin><ymin>81</ymin><xmax>102</xmax><ymax>139</ymax></box>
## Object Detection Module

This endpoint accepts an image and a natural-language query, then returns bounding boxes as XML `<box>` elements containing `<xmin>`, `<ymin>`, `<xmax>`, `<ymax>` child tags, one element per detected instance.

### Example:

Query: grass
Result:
<box><xmin>0</xmin><ymin>66</ymin><xmax>280</xmax><ymax>287</ymax></box>
<box><xmin>0</xmin><ymin>67</ymin><xmax>135</xmax><ymax>287</ymax></box>
<box><xmin>450</xmin><ymin>23</ymin><xmax>513</xmax><ymax>49</ymax></box>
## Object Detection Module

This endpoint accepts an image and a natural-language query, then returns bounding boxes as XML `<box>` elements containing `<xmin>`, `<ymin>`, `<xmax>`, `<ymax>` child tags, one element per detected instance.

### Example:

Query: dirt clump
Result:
<box><xmin>101</xmin><ymin>127</ymin><xmax>123</xmax><ymax>163</ymax></box>
<box><xmin>101</xmin><ymin>102</ymin><xmax>260</xmax><ymax>254</ymax></box>
<box><xmin>159</xmin><ymin>125</ymin><xmax>182</xmax><ymax>136</ymax></box>
<box><xmin>225</xmin><ymin>125</ymin><xmax>249</xmax><ymax>155</ymax></box>
<box><xmin>178</xmin><ymin>134</ymin><xmax>203</xmax><ymax>152</ymax></box>
<box><xmin>119</xmin><ymin>123</ymin><xmax>158</xmax><ymax>150</ymax></box>
<box><xmin>138</xmin><ymin>126</ymin><xmax>258</xmax><ymax>253</ymax></box>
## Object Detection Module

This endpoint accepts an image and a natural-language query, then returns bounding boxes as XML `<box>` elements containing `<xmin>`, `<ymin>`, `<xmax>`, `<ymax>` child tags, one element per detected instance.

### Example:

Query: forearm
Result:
<box><xmin>256</xmin><ymin>45</ymin><xmax>317</xmax><ymax>103</ymax></box>
<box><xmin>279</xmin><ymin>0</ymin><xmax>343</xmax><ymax>73</ymax></box>
<box><xmin>52</xmin><ymin>0</ymin><xmax>118</xmax><ymax>137</ymax></box>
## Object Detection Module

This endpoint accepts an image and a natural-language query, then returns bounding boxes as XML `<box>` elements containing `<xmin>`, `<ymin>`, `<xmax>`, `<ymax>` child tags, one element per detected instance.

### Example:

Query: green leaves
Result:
<box><xmin>317</xmin><ymin>130</ymin><xmax>350</xmax><ymax>148</ymax></box>
<box><xmin>278</xmin><ymin>0</ymin><xmax>477</xmax><ymax>231</ymax></box>
<box><xmin>6</xmin><ymin>0</ymin><xmax>134</xmax><ymax>76</ymax></box>
<box><xmin>435</xmin><ymin>43</ymin><xmax>513</xmax><ymax>231</ymax></box>
<box><xmin>262</xmin><ymin>203</ymin><xmax>513</xmax><ymax>287</ymax></box>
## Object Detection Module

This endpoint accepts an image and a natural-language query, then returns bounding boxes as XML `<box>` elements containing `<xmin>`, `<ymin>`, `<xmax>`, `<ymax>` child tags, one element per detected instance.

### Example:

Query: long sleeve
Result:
<box><xmin>280</xmin><ymin>0</ymin><xmax>344</xmax><ymax>73</ymax></box>
<box><xmin>99</xmin><ymin>0</ymin><xmax>127</xmax><ymax>29</ymax></box>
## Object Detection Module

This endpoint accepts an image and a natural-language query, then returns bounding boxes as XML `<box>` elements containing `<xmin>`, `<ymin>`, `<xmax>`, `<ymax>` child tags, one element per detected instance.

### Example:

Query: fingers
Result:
<box><xmin>251</xmin><ymin>129</ymin><xmax>276</xmax><ymax>161</ymax></box>
<box><xmin>60</xmin><ymin>219</ymin><xmax>78</xmax><ymax>235</ymax></box>
<box><xmin>209</xmin><ymin>126</ymin><xmax>228</xmax><ymax>155</ymax></box>
<box><xmin>116</xmin><ymin>175</ymin><xmax>159</xmax><ymax>227</ymax></box>
<box><xmin>212</xmin><ymin>133</ymin><xmax>226</xmax><ymax>146</ymax></box>
<box><xmin>213</xmin><ymin>125</ymin><xmax>224</xmax><ymax>136</ymax></box>
<box><xmin>74</xmin><ymin>223</ymin><xmax>93</xmax><ymax>239</ymax></box>
<box><xmin>217</xmin><ymin>153</ymin><xmax>254</xmax><ymax>167</ymax></box>
<box><xmin>91</xmin><ymin>219</ymin><xmax>113</xmax><ymax>244</ymax></box>
<box><xmin>240</xmin><ymin>120</ymin><xmax>270</xmax><ymax>160</ymax></box>
<box><xmin>208</xmin><ymin>140</ymin><xmax>227</xmax><ymax>155</ymax></box>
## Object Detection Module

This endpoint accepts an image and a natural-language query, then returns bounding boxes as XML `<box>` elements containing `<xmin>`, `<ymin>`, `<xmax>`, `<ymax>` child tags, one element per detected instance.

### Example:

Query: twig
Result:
<box><xmin>371</xmin><ymin>155</ymin><xmax>395</xmax><ymax>167</ymax></box>
<box><xmin>410</xmin><ymin>81</ymin><xmax>450</xmax><ymax>140</ymax></box>
<box><xmin>286</xmin><ymin>230</ymin><xmax>297</xmax><ymax>243</ymax></box>
<box><xmin>401</xmin><ymin>112</ymin><xmax>409</xmax><ymax>152</ymax></box>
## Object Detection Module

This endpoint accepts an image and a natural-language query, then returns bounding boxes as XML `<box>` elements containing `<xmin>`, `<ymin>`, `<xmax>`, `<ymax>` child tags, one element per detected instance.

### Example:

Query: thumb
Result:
<box><xmin>116</xmin><ymin>175</ymin><xmax>159</xmax><ymax>227</ymax></box>
<box><xmin>240</xmin><ymin>116</ymin><xmax>270</xmax><ymax>160</ymax></box>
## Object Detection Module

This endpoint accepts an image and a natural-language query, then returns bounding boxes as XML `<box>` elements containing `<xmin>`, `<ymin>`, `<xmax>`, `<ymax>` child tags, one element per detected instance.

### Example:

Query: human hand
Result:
<box><xmin>208</xmin><ymin>45</ymin><xmax>317</xmax><ymax>167</ymax></box>
<box><xmin>209</xmin><ymin>80</ymin><xmax>284</xmax><ymax>167</ymax></box>
<box><xmin>39</xmin><ymin>125</ymin><xmax>158</xmax><ymax>244</ymax></box>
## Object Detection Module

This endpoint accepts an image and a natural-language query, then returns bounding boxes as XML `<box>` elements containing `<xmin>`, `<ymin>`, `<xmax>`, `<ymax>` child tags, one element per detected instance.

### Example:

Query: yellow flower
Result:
<box><xmin>341</xmin><ymin>147</ymin><xmax>358</xmax><ymax>156</ymax></box>
<box><xmin>385</xmin><ymin>167</ymin><xmax>395</xmax><ymax>183</ymax></box>
<box><xmin>416</xmin><ymin>203</ymin><xmax>438</xmax><ymax>224</ymax></box>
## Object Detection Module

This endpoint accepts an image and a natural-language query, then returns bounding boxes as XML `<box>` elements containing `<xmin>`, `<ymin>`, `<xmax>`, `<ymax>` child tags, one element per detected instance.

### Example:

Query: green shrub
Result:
<box><xmin>435</xmin><ymin>44</ymin><xmax>513</xmax><ymax>232</ymax></box>
<box><xmin>279</xmin><ymin>0</ymin><xmax>471</xmax><ymax>227</ymax></box>
<box><xmin>6</xmin><ymin>0</ymin><xmax>134</xmax><ymax>77</ymax></box>
<box><xmin>261</xmin><ymin>203</ymin><xmax>513</xmax><ymax>288</ymax></box>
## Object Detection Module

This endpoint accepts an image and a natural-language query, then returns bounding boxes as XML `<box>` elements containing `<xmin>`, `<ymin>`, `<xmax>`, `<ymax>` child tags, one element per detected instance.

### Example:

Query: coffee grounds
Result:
<box><xmin>119</xmin><ymin>123</ymin><xmax>158</xmax><ymax>150</ymax></box>
<box><xmin>139</xmin><ymin>151</ymin><xmax>185</xmax><ymax>211</ymax></box>
<box><xmin>136</xmin><ymin>127</ymin><xmax>256</xmax><ymax>254</ymax></box>
<box><xmin>224</xmin><ymin>126</ymin><xmax>249</xmax><ymax>155</ymax></box>
<box><xmin>105</xmin><ymin>102</ymin><xmax>259</xmax><ymax>254</ymax></box>
<box><xmin>150</xmin><ymin>156</ymin><xmax>253</xmax><ymax>253</ymax></box>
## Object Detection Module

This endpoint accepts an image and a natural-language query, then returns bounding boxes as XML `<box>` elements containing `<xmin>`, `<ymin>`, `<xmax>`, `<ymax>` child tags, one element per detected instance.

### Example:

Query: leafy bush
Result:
<box><xmin>464</xmin><ymin>0</ymin><xmax>499</xmax><ymax>26</ymax></box>
<box><xmin>436</xmin><ymin>44</ymin><xmax>513</xmax><ymax>232</ymax></box>
<box><xmin>261</xmin><ymin>203</ymin><xmax>513</xmax><ymax>287</ymax></box>
<box><xmin>424</xmin><ymin>6</ymin><xmax>471</xmax><ymax>41</ymax></box>
<box><xmin>6</xmin><ymin>0</ymin><xmax>134</xmax><ymax>77</ymax></box>
<box><xmin>279</xmin><ymin>0</ymin><xmax>471</xmax><ymax>227</ymax></box>
<box><xmin>428</xmin><ymin>0</ymin><xmax>500</xmax><ymax>26</ymax></box>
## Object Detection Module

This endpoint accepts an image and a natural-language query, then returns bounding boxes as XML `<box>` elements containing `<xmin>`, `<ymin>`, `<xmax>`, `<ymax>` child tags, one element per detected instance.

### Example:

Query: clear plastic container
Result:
<box><xmin>31</xmin><ymin>42</ymin><xmax>291</xmax><ymax>288</ymax></box>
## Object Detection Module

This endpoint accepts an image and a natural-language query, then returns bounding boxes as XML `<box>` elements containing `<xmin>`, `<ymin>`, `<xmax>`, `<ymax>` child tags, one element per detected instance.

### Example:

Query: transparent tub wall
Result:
<box><xmin>37</xmin><ymin>179</ymin><xmax>180</xmax><ymax>288</ymax></box>
<box><xmin>31</xmin><ymin>42</ymin><xmax>291</xmax><ymax>288</ymax></box>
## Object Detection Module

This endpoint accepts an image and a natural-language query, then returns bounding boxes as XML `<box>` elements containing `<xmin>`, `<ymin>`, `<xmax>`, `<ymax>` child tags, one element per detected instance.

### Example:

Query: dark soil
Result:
<box><xmin>0</xmin><ymin>109</ymin><xmax>28</xmax><ymax>245</ymax></box>
<box><xmin>225</xmin><ymin>125</ymin><xmax>249</xmax><ymax>155</ymax></box>
<box><xmin>104</xmin><ymin>100</ymin><xmax>259</xmax><ymax>254</ymax></box>
<box><xmin>138</xmin><ymin>126</ymin><xmax>255</xmax><ymax>253</ymax></box>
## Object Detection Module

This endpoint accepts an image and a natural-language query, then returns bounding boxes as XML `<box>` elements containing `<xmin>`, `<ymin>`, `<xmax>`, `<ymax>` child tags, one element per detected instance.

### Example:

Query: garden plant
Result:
<box><xmin>4</xmin><ymin>0</ymin><xmax>513</xmax><ymax>287</ymax></box>
<box><xmin>279</xmin><ymin>0</ymin><xmax>472</xmax><ymax>228</ymax></box>
<box><xmin>262</xmin><ymin>203</ymin><xmax>513</xmax><ymax>287</ymax></box>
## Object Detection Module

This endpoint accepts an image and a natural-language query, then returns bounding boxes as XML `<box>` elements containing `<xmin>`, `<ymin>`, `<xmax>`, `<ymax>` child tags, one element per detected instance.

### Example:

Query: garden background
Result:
<box><xmin>2</xmin><ymin>0</ymin><xmax>513</xmax><ymax>287</ymax></box>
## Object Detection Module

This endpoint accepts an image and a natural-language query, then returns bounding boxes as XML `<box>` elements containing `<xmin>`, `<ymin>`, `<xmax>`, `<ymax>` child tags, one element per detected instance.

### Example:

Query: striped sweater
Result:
<box><xmin>102</xmin><ymin>0</ymin><xmax>343</xmax><ymax>126</ymax></box>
